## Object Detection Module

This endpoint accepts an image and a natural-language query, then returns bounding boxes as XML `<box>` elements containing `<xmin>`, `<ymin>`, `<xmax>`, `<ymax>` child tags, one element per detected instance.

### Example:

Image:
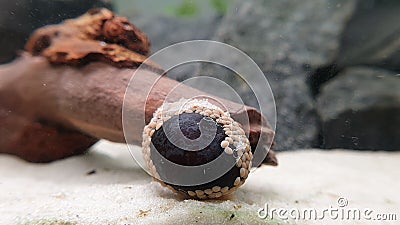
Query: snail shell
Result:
<box><xmin>142</xmin><ymin>99</ymin><xmax>252</xmax><ymax>199</ymax></box>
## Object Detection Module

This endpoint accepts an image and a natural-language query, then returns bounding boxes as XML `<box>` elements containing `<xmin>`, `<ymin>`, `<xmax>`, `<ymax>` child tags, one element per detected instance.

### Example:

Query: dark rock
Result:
<box><xmin>273</xmin><ymin>77</ymin><xmax>320</xmax><ymax>150</ymax></box>
<box><xmin>131</xmin><ymin>15</ymin><xmax>221</xmax><ymax>81</ymax></box>
<box><xmin>201</xmin><ymin>0</ymin><xmax>357</xmax><ymax>150</ymax></box>
<box><xmin>317</xmin><ymin>67</ymin><xmax>400</xmax><ymax>150</ymax></box>
<box><xmin>215</xmin><ymin>0</ymin><xmax>356</xmax><ymax>80</ymax></box>
<box><xmin>0</xmin><ymin>0</ymin><xmax>112</xmax><ymax>63</ymax></box>
<box><xmin>132</xmin><ymin>15</ymin><xmax>221</xmax><ymax>53</ymax></box>
<box><xmin>337</xmin><ymin>0</ymin><xmax>400</xmax><ymax>72</ymax></box>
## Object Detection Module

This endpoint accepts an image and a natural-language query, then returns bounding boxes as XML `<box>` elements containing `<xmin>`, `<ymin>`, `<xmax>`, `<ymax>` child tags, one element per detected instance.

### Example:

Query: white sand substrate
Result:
<box><xmin>0</xmin><ymin>140</ymin><xmax>398</xmax><ymax>225</ymax></box>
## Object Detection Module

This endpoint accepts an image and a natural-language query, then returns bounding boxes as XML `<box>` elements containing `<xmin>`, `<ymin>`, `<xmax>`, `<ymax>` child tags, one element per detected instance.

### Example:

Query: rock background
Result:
<box><xmin>132</xmin><ymin>0</ymin><xmax>400</xmax><ymax>151</ymax></box>
<box><xmin>317</xmin><ymin>67</ymin><xmax>400</xmax><ymax>150</ymax></box>
<box><xmin>0</xmin><ymin>0</ymin><xmax>399</xmax><ymax>151</ymax></box>
<box><xmin>336</xmin><ymin>0</ymin><xmax>400</xmax><ymax>71</ymax></box>
<box><xmin>204</xmin><ymin>0</ymin><xmax>357</xmax><ymax>150</ymax></box>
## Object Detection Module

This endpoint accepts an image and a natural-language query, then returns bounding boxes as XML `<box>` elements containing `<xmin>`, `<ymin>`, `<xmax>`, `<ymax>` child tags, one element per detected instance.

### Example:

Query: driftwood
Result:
<box><xmin>0</xmin><ymin>8</ymin><xmax>277</xmax><ymax>166</ymax></box>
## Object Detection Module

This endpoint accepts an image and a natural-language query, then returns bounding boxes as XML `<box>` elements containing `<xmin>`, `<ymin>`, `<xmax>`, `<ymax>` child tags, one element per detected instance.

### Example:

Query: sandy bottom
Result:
<box><xmin>0</xmin><ymin>140</ymin><xmax>398</xmax><ymax>225</ymax></box>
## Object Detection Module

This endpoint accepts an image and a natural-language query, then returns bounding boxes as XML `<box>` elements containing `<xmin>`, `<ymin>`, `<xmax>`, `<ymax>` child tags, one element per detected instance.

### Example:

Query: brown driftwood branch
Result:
<box><xmin>0</xmin><ymin>8</ymin><xmax>277</xmax><ymax>165</ymax></box>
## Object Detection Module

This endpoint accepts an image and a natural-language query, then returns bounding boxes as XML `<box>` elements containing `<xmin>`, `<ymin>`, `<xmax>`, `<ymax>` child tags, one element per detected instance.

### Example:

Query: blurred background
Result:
<box><xmin>0</xmin><ymin>0</ymin><xmax>399</xmax><ymax>152</ymax></box>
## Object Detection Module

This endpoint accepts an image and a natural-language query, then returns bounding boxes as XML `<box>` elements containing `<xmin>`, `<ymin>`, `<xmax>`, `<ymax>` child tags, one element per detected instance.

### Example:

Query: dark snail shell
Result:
<box><xmin>142</xmin><ymin>99</ymin><xmax>252</xmax><ymax>199</ymax></box>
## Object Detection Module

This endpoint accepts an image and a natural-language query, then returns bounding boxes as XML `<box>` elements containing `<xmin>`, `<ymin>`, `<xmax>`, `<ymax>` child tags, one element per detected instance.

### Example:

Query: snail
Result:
<box><xmin>142</xmin><ymin>99</ymin><xmax>252</xmax><ymax>199</ymax></box>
